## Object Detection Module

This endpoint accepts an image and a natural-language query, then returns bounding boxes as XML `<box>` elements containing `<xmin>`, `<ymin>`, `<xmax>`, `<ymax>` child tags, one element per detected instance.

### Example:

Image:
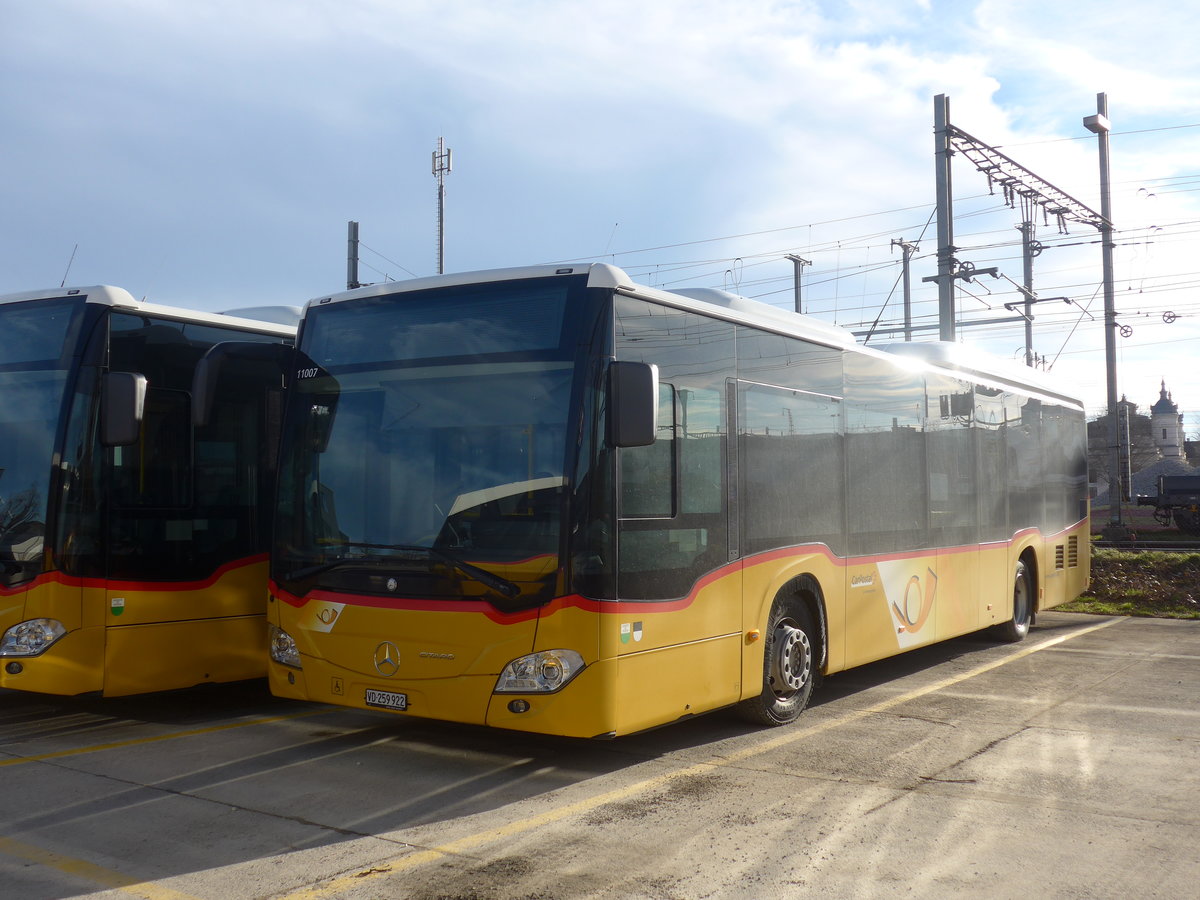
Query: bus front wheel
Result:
<box><xmin>992</xmin><ymin>558</ymin><xmax>1033</xmax><ymax>643</ymax></box>
<box><xmin>737</xmin><ymin>598</ymin><xmax>818</xmax><ymax>726</ymax></box>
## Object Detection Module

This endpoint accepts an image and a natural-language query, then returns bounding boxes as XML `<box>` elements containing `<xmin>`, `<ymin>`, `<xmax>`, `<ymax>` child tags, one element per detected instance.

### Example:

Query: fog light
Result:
<box><xmin>508</xmin><ymin>699</ymin><xmax>531</xmax><ymax>714</ymax></box>
<box><xmin>6</xmin><ymin>662</ymin><xmax>23</xmax><ymax>675</ymax></box>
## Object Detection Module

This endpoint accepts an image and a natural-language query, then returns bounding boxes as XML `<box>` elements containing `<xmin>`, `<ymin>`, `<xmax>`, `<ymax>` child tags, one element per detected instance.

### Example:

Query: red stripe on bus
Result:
<box><xmin>269</xmin><ymin>519</ymin><xmax>1088</xmax><ymax>621</ymax></box>
<box><xmin>0</xmin><ymin>553</ymin><xmax>268</xmax><ymax>597</ymax></box>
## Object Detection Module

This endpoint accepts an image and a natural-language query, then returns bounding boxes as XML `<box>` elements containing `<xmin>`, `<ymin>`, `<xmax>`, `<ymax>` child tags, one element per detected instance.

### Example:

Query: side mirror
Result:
<box><xmin>101</xmin><ymin>372</ymin><xmax>147</xmax><ymax>446</ymax></box>
<box><xmin>607</xmin><ymin>361</ymin><xmax>659</xmax><ymax>448</ymax></box>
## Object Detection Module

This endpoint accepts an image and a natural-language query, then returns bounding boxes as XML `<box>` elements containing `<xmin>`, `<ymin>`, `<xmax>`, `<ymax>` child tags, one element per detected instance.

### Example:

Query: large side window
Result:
<box><xmin>926</xmin><ymin>374</ymin><xmax>977</xmax><ymax>547</ymax></box>
<box><xmin>736</xmin><ymin>329</ymin><xmax>842</xmax><ymax>397</ymax></box>
<box><xmin>740</xmin><ymin>383</ymin><xmax>844</xmax><ymax>555</ymax></box>
<box><xmin>736</xmin><ymin>327</ymin><xmax>845</xmax><ymax>556</ymax></box>
<box><xmin>1006</xmin><ymin>394</ymin><xmax>1044</xmax><ymax>533</ymax></box>
<box><xmin>619</xmin><ymin>383</ymin><xmax>677</xmax><ymax>518</ymax></box>
<box><xmin>975</xmin><ymin>385</ymin><xmax>1008</xmax><ymax>542</ymax></box>
<box><xmin>112</xmin><ymin>388</ymin><xmax>192</xmax><ymax>509</ymax></box>
<box><xmin>614</xmin><ymin>297</ymin><xmax>733</xmax><ymax>600</ymax></box>
<box><xmin>844</xmin><ymin>353</ymin><xmax>927</xmax><ymax>555</ymax></box>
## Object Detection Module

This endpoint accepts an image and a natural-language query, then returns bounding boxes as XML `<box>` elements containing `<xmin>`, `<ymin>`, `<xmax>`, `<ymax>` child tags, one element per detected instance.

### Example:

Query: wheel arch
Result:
<box><xmin>1019</xmin><ymin>544</ymin><xmax>1040</xmax><ymax>620</ymax></box>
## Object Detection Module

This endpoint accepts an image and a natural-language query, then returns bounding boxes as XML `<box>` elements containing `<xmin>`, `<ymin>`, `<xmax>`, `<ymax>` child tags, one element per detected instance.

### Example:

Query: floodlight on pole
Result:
<box><xmin>785</xmin><ymin>254</ymin><xmax>811</xmax><ymax>314</ymax></box>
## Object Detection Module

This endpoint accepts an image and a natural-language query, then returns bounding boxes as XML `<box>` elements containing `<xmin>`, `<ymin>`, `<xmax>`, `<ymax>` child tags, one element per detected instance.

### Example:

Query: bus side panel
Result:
<box><xmin>978</xmin><ymin>541</ymin><xmax>1011</xmax><ymax>627</ymax></box>
<box><xmin>612</xmin><ymin>634</ymin><xmax>742</xmax><ymax>734</ymax></box>
<box><xmin>103</xmin><ymin>557</ymin><xmax>270</xmax><ymax>626</ymax></box>
<box><xmin>843</xmin><ymin>551</ymin><xmax>941</xmax><ymax>670</ymax></box>
<box><xmin>610</xmin><ymin>573</ymin><xmax>742</xmax><ymax>663</ymax></box>
<box><xmin>935</xmin><ymin>545</ymin><xmax>979</xmax><ymax>640</ymax></box>
<box><xmin>103</xmin><ymin>614</ymin><xmax>265</xmax><ymax>696</ymax></box>
<box><xmin>97</xmin><ymin>559</ymin><xmax>271</xmax><ymax>694</ymax></box>
<box><xmin>1040</xmin><ymin>523</ymin><xmax>1090</xmax><ymax>610</ymax></box>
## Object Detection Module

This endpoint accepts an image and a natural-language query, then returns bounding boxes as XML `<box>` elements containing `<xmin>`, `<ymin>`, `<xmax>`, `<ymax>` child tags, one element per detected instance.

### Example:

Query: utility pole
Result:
<box><xmin>933</xmin><ymin>94</ymin><xmax>956</xmax><ymax>340</ymax></box>
<box><xmin>785</xmin><ymin>254</ymin><xmax>811</xmax><ymax>313</ymax></box>
<box><xmin>432</xmin><ymin>137</ymin><xmax>453</xmax><ymax>275</ymax></box>
<box><xmin>1017</xmin><ymin>219</ymin><xmax>1040</xmax><ymax>365</ymax></box>
<box><xmin>892</xmin><ymin>238</ymin><xmax>918</xmax><ymax>341</ymax></box>
<box><xmin>347</xmin><ymin>220</ymin><xmax>361</xmax><ymax>290</ymax></box>
<box><xmin>1085</xmin><ymin>93</ymin><xmax>1127</xmax><ymax>535</ymax></box>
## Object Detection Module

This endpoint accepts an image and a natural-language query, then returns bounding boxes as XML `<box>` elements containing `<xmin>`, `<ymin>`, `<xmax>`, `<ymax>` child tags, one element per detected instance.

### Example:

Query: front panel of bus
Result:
<box><xmin>1</xmin><ymin>295</ymin><xmax>290</xmax><ymax>695</ymax></box>
<box><xmin>268</xmin><ymin>274</ymin><xmax>632</xmax><ymax>734</ymax></box>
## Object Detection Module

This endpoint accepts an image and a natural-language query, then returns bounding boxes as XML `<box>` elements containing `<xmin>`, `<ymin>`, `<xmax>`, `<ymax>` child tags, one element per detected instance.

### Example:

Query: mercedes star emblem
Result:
<box><xmin>373</xmin><ymin>641</ymin><xmax>401</xmax><ymax>677</ymax></box>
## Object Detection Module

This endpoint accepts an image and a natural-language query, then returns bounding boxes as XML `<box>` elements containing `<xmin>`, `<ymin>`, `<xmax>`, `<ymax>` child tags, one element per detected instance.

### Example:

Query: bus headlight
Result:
<box><xmin>269</xmin><ymin>625</ymin><xmax>302</xmax><ymax>668</ymax></box>
<box><xmin>0</xmin><ymin>619</ymin><xmax>67</xmax><ymax>657</ymax></box>
<box><xmin>494</xmin><ymin>649</ymin><xmax>585</xmax><ymax>694</ymax></box>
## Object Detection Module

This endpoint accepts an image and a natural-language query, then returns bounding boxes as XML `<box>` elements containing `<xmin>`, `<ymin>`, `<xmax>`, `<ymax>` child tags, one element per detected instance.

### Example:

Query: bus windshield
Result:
<box><xmin>274</xmin><ymin>278</ymin><xmax>587</xmax><ymax>608</ymax></box>
<box><xmin>0</xmin><ymin>297</ymin><xmax>85</xmax><ymax>585</ymax></box>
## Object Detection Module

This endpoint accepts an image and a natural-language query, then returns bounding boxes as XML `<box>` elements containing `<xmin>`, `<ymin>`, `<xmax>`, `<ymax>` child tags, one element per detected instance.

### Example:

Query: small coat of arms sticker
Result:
<box><xmin>110</xmin><ymin>597</ymin><xmax>125</xmax><ymax>617</ymax></box>
<box><xmin>620</xmin><ymin>622</ymin><xmax>644</xmax><ymax>644</ymax></box>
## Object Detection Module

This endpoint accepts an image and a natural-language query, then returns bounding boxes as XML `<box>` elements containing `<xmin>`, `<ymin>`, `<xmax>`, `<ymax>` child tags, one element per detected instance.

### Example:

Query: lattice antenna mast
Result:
<box><xmin>432</xmin><ymin>137</ymin><xmax>453</xmax><ymax>275</ymax></box>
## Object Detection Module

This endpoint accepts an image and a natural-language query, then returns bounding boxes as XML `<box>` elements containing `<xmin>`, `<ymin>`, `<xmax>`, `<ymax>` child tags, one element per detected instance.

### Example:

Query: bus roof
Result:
<box><xmin>0</xmin><ymin>285</ymin><xmax>298</xmax><ymax>336</ymax></box>
<box><xmin>875</xmin><ymin>340</ymin><xmax>1084</xmax><ymax>408</ymax></box>
<box><xmin>300</xmin><ymin>263</ymin><xmax>1082</xmax><ymax>406</ymax></box>
<box><xmin>303</xmin><ymin>263</ymin><xmax>861</xmax><ymax>349</ymax></box>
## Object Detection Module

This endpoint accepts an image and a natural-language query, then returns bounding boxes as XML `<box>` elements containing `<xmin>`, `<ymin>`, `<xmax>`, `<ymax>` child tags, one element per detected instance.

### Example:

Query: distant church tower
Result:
<box><xmin>1151</xmin><ymin>380</ymin><xmax>1184</xmax><ymax>459</ymax></box>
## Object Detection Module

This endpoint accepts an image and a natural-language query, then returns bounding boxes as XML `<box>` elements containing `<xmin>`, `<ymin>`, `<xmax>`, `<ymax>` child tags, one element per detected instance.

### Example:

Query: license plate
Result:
<box><xmin>365</xmin><ymin>688</ymin><xmax>408</xmax><ymax>711</ymax></box>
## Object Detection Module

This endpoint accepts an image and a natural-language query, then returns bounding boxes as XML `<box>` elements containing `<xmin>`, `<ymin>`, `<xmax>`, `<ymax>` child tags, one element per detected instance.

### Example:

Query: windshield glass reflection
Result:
<box><xmin>275</xmin><ymin>280</ymin><xmax>581</xmax><ymax>606</ymax></box>
<box><xmin>0</xmin><ymin>297</ymin><xmax>84</xmax><ymax>585</ymax></box>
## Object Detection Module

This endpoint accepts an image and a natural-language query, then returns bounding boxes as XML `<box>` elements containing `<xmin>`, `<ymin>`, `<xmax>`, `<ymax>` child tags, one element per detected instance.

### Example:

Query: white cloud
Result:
<box><xmin>4</xmin><ymin>0</ymin><xmax>1200</xmax><ymax>427</ymax></box>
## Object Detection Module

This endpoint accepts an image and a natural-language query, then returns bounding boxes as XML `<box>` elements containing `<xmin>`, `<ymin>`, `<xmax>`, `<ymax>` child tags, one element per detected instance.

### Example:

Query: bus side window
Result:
<box><xmin>112</xmin><ymin>387</ymin><xmax>192</xmax><ymax>509</ymax></box>
<box><xmin>619</xmin><ymin>382</ymin><xmax>676</xmax><ymax>518</ymax></box>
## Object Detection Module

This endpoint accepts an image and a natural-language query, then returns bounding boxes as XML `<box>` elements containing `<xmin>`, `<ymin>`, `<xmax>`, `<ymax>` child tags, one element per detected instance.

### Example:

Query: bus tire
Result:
<box><xmin>992</xmin><ymin>558</ymin><xmax>1033</xmax><ymax>643</ymax></box>
<box><xmin>736</xmin><ymin>597</ymin><xmax>818</xmax><ymax>726</ymax></box>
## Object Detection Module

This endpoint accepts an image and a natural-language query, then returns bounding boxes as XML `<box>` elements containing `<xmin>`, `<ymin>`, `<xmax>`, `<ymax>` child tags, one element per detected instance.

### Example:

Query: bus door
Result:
<box><xmin>101</xmin><ymin>382</ymin><xmax>264</xmax><ymax>695</ymax></box>
<box><xmin>611</xmin><ymin>296</ymin><xmax>740</xmax><ymax>730</ymax></box>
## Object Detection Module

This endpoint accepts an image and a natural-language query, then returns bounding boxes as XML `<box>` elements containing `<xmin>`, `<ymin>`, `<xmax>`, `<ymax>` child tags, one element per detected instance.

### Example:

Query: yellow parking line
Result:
<box><xmin>0</xmin><ymin>835</ymin><xmax>200</xmax><ymax>900</ymax></box>
<box><xmin>0</xmin><ymin>709</ymin><xmax>326</xmax><ymax>768</ymax></box>
<box><xmin>286</xmin><ymin>617</ymin><xmax>1123</xmax><ymax>899</ymax></box>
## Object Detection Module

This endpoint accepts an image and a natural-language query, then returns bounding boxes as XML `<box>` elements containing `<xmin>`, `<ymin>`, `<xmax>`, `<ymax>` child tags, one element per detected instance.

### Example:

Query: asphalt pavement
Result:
<box><xmin>1</xmin><ymin>611</ymin><xmax>1197</xmax><ymax>899</ymax></box>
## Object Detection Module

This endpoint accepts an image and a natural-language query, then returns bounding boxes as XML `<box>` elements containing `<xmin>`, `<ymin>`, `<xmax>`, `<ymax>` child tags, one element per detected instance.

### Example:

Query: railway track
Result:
<box><xmin>1092</xmin><ymin>540</ymin><xmax>1200</xmax><ymax>552</ymax></box>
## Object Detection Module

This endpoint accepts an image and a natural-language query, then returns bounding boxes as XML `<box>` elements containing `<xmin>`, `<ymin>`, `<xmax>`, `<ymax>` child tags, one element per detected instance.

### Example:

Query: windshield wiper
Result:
<box><xmin>287</xmin><ymin>542</ymin><xmax>521</xmax><ymax>599</ymax></box>
<box><xmin>283</xmin><ymin>555</ymin><xmax>396</xmax><ymax>582</ymax></box>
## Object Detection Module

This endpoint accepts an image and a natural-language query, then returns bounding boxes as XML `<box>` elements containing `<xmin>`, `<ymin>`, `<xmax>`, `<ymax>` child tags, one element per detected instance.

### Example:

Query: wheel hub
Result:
<box><xmin>770</xmin><ymin>620</ymin><xmax>811</xmax><ymax>695</ymax></box>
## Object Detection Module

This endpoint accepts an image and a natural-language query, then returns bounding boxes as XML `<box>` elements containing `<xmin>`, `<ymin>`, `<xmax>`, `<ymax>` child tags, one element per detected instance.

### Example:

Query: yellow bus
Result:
<box><xmin>0</xmin><ymin>286</ymin><xmax>296</xmax><ymax>696</ymax></box>
<box><xmin>265</xmin><ymin>264</ymin><xmax>1089</xmax><ymax>737</ymax></box>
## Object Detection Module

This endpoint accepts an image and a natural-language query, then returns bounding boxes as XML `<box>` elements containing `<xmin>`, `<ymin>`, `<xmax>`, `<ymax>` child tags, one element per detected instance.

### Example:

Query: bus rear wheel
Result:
<box><xmin>737</xmin><ymin>599</ymin><xmax>818</xmax><ymax>726</ymax></box>
<box><xmin>992</xmin><ymin>558</ymin><xmax>1032</xmax><ymax>643</ymax></box>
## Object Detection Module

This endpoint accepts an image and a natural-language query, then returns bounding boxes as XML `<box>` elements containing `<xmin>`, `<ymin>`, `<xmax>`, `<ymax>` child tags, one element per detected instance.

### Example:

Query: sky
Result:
<box><xmin>4</xmin><ymin>0</ymin><xmax>1200</xmax><ymax>429</ymax></box>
